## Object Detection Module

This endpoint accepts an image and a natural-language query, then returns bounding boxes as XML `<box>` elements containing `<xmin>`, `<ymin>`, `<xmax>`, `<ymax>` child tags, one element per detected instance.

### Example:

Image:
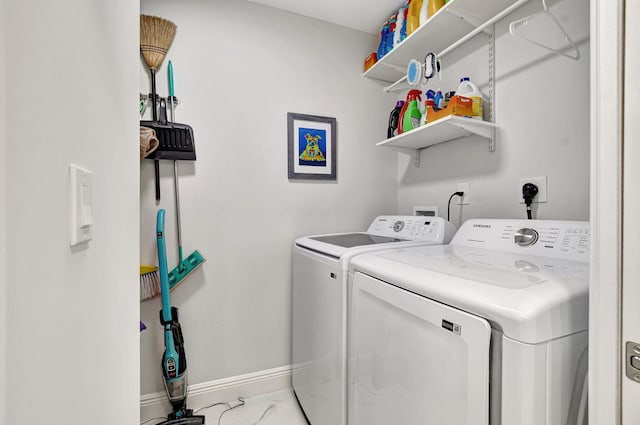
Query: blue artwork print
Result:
<box><xmin>298</xmin><ymin>127</ymin><xmax>327</xmax><ymax>167</ymax></box>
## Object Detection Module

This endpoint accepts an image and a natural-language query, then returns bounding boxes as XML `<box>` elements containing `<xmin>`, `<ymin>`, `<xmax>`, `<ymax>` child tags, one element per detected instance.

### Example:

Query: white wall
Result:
<box><xmin>139</xmin><ymin>0</ymin><xmax>397</xmax><ymax>395</ymax></box>
<box><xmin>0</xmin><ymin>0</ymin><xmax>6</xmax><ymax>421</ymax></box>
<box><xmin>397</xmin><ymin>0</ymin><xmax>590</xmax><ymax>224</ymax></box>
<box><xmin>4</xmin><ymin>1</ymin><xmax>140</xmax><ymax>424</ymax></box>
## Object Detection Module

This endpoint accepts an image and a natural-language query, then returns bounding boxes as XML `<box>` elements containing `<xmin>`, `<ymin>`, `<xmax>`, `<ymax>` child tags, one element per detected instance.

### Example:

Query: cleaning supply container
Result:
<box><xmin>402</xmin><ymin>91</ymin><xmax>423</xmax><ymax>133</ymax></box>
<box><xmin>428</xmin><ymin>0</ymin><xmax>446</xmax><ymax>18</ymax></box>
<box><xmin>386</xmin><ymin>15</ymin><xmax>397</xmax><ymax>55</ymax></box>
<box><xmin>398</xmin><ymin>89</ymin><xmax>422</xmax><ymax>134</ymax></box>
<box><xmin>388</xmin><ymin>101</ymin><xmax>405</xmax><ymax>138</ymax></box>
<box><xmin>394</xmin><ymin>5</ymin><xmax>406</xmax><ymax>47</ymax></box>
<box><xmin>406</xmin><ymin>0</ymin><xmax>423</xmax><ymax>36</ymax></box>
<box><xmin>419</xmin><ymin>0</ymin><xmax>429</xmax><ymax>25</ymax></box>
<box><xmin>400</xmin><ymin>3</ymin><xmax>409</xmax><ymax>41</ymax></box>
<box><xmin>377</xmin><ymin>21</ymin><xmax>389</xmax><ymax>59</ymax></box>
<box><xmin>456</xmin><ymin>77</ymin><xmax>484</xmax><ymax>120</ymax></box>
<box><xmin>423</xmin><ymin>98</ymin><xmax>434</xmax><ymax>125</ymax></box>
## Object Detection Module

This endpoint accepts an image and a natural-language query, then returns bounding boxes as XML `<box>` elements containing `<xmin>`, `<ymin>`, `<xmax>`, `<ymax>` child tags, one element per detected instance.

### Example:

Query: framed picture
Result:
<box><xmin>287</xmin><ymin>112</ymin><xmax>337</xmax><ymax>180</ymax></box>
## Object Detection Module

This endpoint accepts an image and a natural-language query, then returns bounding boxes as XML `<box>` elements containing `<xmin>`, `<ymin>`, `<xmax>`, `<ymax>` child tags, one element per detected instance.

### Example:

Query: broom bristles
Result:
<box><xmin>140</xmin><ymin>15</ymin><xmax>177</xmax><ymax>71</ymax></box>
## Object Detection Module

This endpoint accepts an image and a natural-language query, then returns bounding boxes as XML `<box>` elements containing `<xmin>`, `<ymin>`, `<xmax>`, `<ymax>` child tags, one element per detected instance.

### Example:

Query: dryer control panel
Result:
<box><xmin>451</xmin><ymin>219</ymin><xmax>590</xmax><ymax>262</ymax></box>
<box><xmin>367</xmin><ymin>216</ymin><xmax>456</xmax><ymax>244</ymax></box>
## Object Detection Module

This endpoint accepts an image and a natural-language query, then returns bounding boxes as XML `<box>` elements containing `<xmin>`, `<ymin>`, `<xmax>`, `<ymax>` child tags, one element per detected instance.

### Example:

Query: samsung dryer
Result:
<box><xmin>348</xmin><ymin>219</ymin><xmax>590</xmax><ymax>425</ymax></box>
<box><xmin>292</xmin><ymin>216</ymin><xmax>456</xmax><ymax>425</ymax></box>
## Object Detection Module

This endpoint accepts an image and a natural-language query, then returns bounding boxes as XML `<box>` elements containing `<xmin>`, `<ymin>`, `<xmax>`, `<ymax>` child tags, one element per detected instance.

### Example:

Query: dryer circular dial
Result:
<box><xmin>393</xmin><ymin>221</ymin><xmax>405</xmax><ymax>232</ymax></box>
<box><xmin>514</xmin><ymin>228</ymin><xmax>539</xmax><ymax>246</ymax></box>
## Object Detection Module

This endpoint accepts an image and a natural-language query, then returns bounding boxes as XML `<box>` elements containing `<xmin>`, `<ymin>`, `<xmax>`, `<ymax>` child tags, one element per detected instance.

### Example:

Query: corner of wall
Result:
<box><xmin>0</xmin><ymin>0</ymin><xmax>7</xmax><ymax>420</ymax></box>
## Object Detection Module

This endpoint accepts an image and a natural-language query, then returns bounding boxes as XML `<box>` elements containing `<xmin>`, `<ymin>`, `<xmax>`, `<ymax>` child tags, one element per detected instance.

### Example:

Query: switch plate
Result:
<box><xmin>519</xmin><ymin>176</ymin><xmax>548</xmax><ymax>203</ymax></box>
<box><xmin>457</xmin><ymin>182</ymin><xmax>470</xmax><ymax>205</ymax></box>
<box><xmin>69</xmin><ymin>164</ymin><xmax>93</xmax><ymax>247</ymax></box>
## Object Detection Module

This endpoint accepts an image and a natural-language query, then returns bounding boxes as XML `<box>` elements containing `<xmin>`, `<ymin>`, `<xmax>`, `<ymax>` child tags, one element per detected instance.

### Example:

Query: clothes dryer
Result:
<box><xmin>292</xmin><ymin>216</ymin><xmax>456</xmax><ymax>425</ymax></box>
<box><xmin>348</xmin><ymin>219</ymin><xmax>589</xmax><ymax>425</ymax></box>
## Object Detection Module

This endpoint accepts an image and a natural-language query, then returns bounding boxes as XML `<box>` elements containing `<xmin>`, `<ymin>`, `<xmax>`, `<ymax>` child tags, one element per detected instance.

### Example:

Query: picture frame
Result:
<box><xmin>287</xmin><ymin>112</ymin><xmax>337</xmax><ymax>180</ymax></box>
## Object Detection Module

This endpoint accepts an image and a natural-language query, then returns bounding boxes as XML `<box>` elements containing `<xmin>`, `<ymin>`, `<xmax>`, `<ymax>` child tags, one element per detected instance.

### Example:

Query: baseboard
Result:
<box><xmin>140</xmin><ymin>365</ymin><xmax>292</xmax><ymax>420</ymax></box>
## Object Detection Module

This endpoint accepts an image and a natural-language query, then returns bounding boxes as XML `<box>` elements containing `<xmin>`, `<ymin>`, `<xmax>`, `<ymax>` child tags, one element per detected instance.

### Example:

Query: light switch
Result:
<box><xmin>69</xmin><ymin>164</ymin><xmax>93</xmax><ymax>246</ymax></box>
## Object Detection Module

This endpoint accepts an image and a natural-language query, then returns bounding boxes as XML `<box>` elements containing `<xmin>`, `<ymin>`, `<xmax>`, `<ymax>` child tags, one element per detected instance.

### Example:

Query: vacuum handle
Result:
<box><xmin>156</xmin><ymin>209</ymin><xmax>172</xmax><ymax>322</ymax></box>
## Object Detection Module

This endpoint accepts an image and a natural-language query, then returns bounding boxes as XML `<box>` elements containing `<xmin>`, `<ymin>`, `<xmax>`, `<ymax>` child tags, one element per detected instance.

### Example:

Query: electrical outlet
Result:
<box><xmin>457</xmin><ymin>182</ymin><xmax>470</xmax><ymax>205</ymax></box>
<box><xmin>519</xmin><ymin>176</ymin><xmax>547</xmax><ymax>203</ymax></box>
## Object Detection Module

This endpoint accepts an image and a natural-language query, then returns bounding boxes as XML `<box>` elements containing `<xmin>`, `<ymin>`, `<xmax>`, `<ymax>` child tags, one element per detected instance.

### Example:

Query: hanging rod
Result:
<box><xmin>384</xmin><ymin>0</ymin><xmax>530</xmax><ymax>93</ymax></box>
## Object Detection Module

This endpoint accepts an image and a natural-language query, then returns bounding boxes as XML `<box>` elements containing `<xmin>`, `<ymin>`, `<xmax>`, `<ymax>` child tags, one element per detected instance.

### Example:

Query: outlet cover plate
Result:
<box><xmin>457</xmin><ymin>182</ymin><xmax>470</xmax><ymax>205</ymax></box>
<box><xmin>519</xmin><ymin>176</ymin><xmax>547</xmax><ymax>203</ymax></box>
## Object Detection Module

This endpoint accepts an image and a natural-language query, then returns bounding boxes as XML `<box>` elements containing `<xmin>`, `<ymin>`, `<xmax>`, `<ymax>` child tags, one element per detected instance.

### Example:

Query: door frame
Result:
<box><xmin>589</xmin><ymin>0</ymin><xmax>624</xmax><ymax>423</ymax></box>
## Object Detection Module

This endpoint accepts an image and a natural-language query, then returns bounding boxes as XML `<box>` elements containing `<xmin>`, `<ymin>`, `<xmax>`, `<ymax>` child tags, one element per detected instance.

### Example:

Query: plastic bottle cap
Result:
<box><xmin>460</xmin><ymin>77</ymin><xmax>470</xmax><ymax>82</ymax></box>
<box><xmin>396</xmin><ymin>101</ymin><xmax>405</xmax><ymax>107</ymax></box>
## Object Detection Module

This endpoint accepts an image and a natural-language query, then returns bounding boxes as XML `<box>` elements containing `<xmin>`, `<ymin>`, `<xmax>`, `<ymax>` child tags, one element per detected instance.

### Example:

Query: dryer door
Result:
<box><xmin>349</xmin><ymin>272</ymin><xmax>491</xmax><ymax>425</ymax></box>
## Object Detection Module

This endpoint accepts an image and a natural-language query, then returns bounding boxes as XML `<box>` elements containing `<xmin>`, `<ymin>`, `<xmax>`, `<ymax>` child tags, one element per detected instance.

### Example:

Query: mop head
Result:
<box><xmin>156</xmin><ymin>416</ymin><xmax>205</xmax><ymax>425</ymax></box>
<box><xmin>168</xmin><ymin>250</ymin><xmax>206</xmax><ymax>290</ymax></box>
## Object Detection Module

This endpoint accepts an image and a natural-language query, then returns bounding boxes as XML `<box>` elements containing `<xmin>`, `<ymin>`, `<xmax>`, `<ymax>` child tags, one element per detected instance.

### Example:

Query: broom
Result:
<box><xmin>140</xmin><ymin>15</ymin><xmax>177</xmax><ymax>202</ymax></box>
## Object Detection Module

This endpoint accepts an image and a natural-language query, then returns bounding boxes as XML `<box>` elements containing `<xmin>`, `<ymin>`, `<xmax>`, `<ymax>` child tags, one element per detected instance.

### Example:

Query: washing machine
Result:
<box><xmin>292</xmin><ymin>216</ymin><xmax>457</xmax><ymax>425</ymax></box>
<box><xmin>348</xmin><ymin>219</ymin><xmax>590</xmax><ymax>425</ymax></box>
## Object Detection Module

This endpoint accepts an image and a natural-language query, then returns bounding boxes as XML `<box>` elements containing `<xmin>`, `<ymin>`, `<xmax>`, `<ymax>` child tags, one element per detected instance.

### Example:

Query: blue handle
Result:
<box><xmin>156</xmin><ymin>209</ymin><xmax>172</xmax><ymax>322</ymax></box>
<box><xmin>168</xmin><ymin>61</ymin><xmax>175</xmax><ymax>98</ymax></box>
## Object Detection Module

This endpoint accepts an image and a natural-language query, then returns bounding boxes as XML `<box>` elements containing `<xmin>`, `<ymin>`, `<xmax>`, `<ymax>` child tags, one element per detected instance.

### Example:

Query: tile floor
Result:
<box><xmin>195</xmin><ymin>388</ymin><xmax>308</xmax><ymax>425</ymax></box>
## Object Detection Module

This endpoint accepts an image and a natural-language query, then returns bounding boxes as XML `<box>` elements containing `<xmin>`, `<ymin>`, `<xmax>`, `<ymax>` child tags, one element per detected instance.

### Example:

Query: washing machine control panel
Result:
<box><xmin>451</xmin><ymin>219</ymin><xmax>590</xmax><ymax>262</ymax></box>
<box><xmin>368</xmin><ymin>216</ymin><xmax>455</xmax><ymax>243</ymax></box>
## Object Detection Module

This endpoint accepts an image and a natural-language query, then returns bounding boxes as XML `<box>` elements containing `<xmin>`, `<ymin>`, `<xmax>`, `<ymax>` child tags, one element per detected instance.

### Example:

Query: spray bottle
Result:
<box><xmin>398</xmin><ymin>89</ymin><xmax>421</xmax><ymax>135</ymax></box>
<box><xmin>402</xmin><ymin>90</ymin><xmax>423</xmax><ymax>133</ymax></box>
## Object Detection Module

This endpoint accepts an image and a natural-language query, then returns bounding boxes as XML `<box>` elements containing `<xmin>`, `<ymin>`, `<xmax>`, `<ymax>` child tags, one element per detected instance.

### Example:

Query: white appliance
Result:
<box><xmin>292</xmin><ymin>216</ymin><xmax>456</xmax><ymax>425</ymax></box>
<box><xmin>348</xmin><ymin>219</ymin><xmax>590</xmax><ymax>425</ymax></box>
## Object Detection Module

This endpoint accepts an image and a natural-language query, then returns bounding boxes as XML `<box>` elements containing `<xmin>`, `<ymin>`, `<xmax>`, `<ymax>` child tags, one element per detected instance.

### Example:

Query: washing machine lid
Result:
<box><xmin>309</xmin><ymin>233</ymin><xmax>406</xmax><ymax>248</ymax></box>
<box><xmin>350</xmin><ymin>219</ymin><xmax>590</xmax><ymax>344</ymax></box>
<box><xmin>295</xmin><ymin>216</ymin><xmax>456</xmax><ymax>259</ymax></box>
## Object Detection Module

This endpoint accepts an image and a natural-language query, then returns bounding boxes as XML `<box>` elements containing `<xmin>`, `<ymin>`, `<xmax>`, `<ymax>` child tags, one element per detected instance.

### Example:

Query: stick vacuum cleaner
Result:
<box><xmin>156</xmin><ymin>209</ymin><xmax>205</xmax><ymax>425</ymax></box>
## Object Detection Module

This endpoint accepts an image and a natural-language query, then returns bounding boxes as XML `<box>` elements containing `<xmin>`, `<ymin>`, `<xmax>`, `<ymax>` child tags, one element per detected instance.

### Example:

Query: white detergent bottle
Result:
<box><xmin>456</xmin><ymin>77</ymin><xmax>484</xmax><ymax>120</ymax></box>
<box><xmin>394</xmin><ymin>6</ymin><xmax>405</xmax><ymax>48</ymax></box>
<box><xmin>419</xmin><ymin>1</ymin><xmax>429</xmax><ymax>26</ymax></box>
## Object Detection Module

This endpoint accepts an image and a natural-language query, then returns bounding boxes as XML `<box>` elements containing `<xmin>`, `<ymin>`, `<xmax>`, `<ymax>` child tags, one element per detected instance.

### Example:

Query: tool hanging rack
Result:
<box><xmin>140</xmin><ymin>93</ymin><xmax>181</xmax><ymax>107</ymax></box>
